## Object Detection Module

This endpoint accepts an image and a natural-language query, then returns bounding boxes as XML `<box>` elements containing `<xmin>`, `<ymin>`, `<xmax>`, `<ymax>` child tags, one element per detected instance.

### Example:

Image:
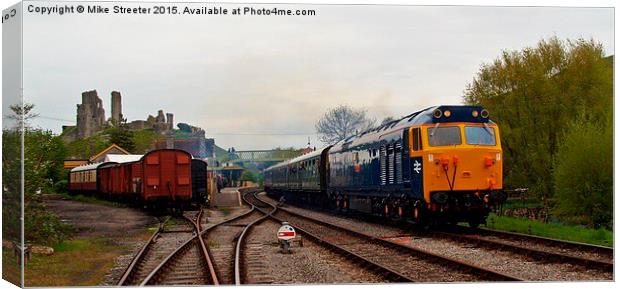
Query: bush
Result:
<box><xmin>240</xmin><ymin>170</ymin><xmax>259</xmax><ymax>182</ymax></box>
<box><xmin>552</xmin><ymin>111</ymin><xmax>612</xmax><ymax>229</ymax></box>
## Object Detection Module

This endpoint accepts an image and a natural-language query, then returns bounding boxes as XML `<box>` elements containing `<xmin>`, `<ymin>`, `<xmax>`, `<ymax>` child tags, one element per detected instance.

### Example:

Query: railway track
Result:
<box><xmin>118</xmin><ymin>209</ymin><xmax>219</xmax><ymax>286</ymax></box>
<box><xmin>117</xmin><ymin>215</ymin><xmax>191</xmax><ymax>286</ymax></box>
<box><xmin>198</xmin><ymin>194</ymin><xmax>270</xmax><ymax>285</ymax></box>
<box><xmin>456</xmin><ymin>226</ymin><xmax>612</xmax><ymax>258</ymax></box>
<box><xmin>245</xmin><ymin>190</ymin><xmax>523</xmax><ymax>282</ymax></box>
<box><xmin>234</xmin><ymin>191</ymin><xmax>276</xmax><ymax>285</ymax></box>
<box><xmin>140</xmin><ymin>209</ymin><xmax>219</xmax><ymax>285</ymax></box>
<box><xmin>259</xmin><ymin>192</ymin><xmax>613</xmax><ymax>281</ymax></box>
<box><xmin>428</xmin><ymin>227</ymin><xmax>613</xmax><ymax>273</ymax></box>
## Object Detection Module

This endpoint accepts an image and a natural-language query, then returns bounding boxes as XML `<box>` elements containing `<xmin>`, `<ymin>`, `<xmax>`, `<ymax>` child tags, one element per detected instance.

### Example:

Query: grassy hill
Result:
<box><xmin>62</xmin><ymin>128</ymin><xmax>161</xmax><ymax>159</ymax></box>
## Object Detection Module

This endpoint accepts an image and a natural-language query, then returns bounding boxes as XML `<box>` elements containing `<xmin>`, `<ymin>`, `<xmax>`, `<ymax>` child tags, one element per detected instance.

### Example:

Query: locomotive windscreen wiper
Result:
<box><xmin>430</xmin><ymin>122</ymin><xmax>440</xmax><ymax>137</ymax></box>
<box><xmin>483</xmin><ymin>123</ymin><xmax>493</xmax><ymax>136</ymax></box>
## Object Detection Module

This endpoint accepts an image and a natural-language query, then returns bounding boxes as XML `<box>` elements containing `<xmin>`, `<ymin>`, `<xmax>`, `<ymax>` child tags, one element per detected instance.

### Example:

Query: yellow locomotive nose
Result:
<box><xmin>420</xmin><ymin>123</ymin><xmax>503</xmax><ymax>205</ymax></box>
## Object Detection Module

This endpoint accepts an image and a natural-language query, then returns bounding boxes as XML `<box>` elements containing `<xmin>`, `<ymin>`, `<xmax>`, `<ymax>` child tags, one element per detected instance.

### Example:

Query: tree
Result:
<box><xmin>315</xmin><ymin>105</ymin><xmax>376</xmax><ymax>144</ymax></box>
<box><xmin>463</xmin><ymin>37</ymin><xmax>612</xmax><ymax>213</ymax></box>
<box><xmin>108</xmin><ymin>127</ymin><xmax>135</xmax><ymax>152</ymax></box>
<box><xmin>553</xmin><ymin>110</ymin><xmax>612</xmax><ymax>229</ymax></box>
<box><xmin>7</xmin><ymin>103</ymin><xmax>39</xmax><ymax>130</ymax></box>
<box><xmin>2</xmin><ymin>104</ymin><xmax>72</xmax><ymax>245</ymax></box>
<box><xmin>240</xmin><ymin>170</ymin><xmax>258</xmax><ymax>182</ymax></box>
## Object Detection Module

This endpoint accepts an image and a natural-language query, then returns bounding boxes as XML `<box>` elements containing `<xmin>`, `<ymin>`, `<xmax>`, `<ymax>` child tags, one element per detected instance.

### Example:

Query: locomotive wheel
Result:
<box><xmin>412</xmin><ymin>207</ymin><xmax>430</xmax><ymax>231</ymax></box>
<box><xmin>390</xmin><ymin>206</ymin><xmax>404</xmax><ymax>222</ymax></box>
<box><xmin>339</xmin><ymin>196</ymin><xmax>350</xmax><ymax>215</ymax></box>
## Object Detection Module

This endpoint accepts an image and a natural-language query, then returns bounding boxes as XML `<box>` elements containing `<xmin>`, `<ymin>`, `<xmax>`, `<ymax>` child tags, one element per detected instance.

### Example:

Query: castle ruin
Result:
<box><xmin>63</xmin><ymin>89</ymin><xmax>215</xmax><ymax>159</ymax></box>
<box><xmin>111</xmin><ymin>91</ymin><xmax>122</xmax><ymax>125</ymax></box>
<box><xmin>64</xmin><ymin>90</ymin><xmax>175</xmax><ymax>140</ymax></box>
<box><xmin>76</xmin><ymin>90</ymin><xmax>106</xmax><ymax>139</ymax></box>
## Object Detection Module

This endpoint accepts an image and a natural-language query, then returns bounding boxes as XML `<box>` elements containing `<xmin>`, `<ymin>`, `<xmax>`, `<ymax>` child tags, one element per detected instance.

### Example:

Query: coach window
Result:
<box><xmin>427</xmin><ymin>126</ymin><xmax>461</xmax><ymax>147</ymax></box>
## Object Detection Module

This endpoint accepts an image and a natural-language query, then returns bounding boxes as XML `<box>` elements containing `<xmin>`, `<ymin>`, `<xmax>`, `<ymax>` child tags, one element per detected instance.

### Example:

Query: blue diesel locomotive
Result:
<box><xmin>264</xmin><ymin>105</ymin><xmax>507</xmax><ymax>227</ymax></box>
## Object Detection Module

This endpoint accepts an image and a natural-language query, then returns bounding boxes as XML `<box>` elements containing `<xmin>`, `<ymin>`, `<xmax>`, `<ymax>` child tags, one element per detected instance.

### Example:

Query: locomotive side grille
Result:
<box><xmin>387</xmin><ymin>144</ymin><xmax>394</xmax><ymax>185</ymax></box>
<box><xmin>395</xmin><ymin>142</ymin><xmax>403</xmax><ymax>184</ymax></box>
<box><xmin>380</xmin><ymin>146</ymin><xmax>387</xmax><ymax>185</ymax></box>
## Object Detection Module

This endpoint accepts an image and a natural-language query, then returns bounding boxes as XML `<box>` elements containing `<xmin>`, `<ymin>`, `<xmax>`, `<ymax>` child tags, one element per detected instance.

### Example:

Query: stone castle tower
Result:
<box><xmin>76</xmin><ymin>90</ymin><xmax>106</xmax><ymax>139</ymax></box>
<box><xmin>111</xmin><ymin>91</ymin><xmax>123</xmax><ymax>124</ymax></box>
<box><xmin>68</xmin><ymin>89</ymin><xmax>174</xmax><ymax>140</ymax></box>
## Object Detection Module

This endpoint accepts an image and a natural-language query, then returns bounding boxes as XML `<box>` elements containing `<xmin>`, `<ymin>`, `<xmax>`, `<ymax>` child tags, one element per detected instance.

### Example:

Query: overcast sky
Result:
<box><xmin>17</xmin><ymin>2</ymin><xmax>614</xmax><ymax>150</ymax></box>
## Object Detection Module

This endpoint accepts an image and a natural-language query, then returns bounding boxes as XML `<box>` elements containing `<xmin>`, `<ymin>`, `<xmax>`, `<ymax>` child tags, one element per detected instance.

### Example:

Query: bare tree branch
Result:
<box><xmin>315</xmin><ymin>105</ymin><xmax>376</xmax><ymax>144</ymax></box>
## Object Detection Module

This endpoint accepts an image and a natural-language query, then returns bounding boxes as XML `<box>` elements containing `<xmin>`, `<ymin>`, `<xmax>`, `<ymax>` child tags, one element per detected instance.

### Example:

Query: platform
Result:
<box><xmin>211</xmin><ymin>187</ymin><xmax>243</xmax><ymax>207</ymax></box>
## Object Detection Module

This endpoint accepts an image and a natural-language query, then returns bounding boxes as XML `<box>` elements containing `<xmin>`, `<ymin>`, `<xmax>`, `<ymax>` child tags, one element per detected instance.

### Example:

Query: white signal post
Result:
<box><xmin>277</xmin><ymin>222</ymin><xmax>296</xmax><ymax>253</ymax></box>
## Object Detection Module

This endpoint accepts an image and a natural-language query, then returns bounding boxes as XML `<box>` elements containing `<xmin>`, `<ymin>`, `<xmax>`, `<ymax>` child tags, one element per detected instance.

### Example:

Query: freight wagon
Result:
<box><xmin>69</xmin><ymin>149</ymin><xmax>208</xmax><ymax>210</ymax></box>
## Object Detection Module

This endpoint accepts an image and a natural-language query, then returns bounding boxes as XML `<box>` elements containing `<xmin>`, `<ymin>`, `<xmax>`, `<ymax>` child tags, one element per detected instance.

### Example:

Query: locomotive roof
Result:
<box><xmin>264</xmin><ymin>105</ymin><xmax>493</xmax><ymax>171</ymax></box>
<box><xmin>331</xmin><ymin>105</ymin><xmax>492</xmax><ymax>149</ymax></box>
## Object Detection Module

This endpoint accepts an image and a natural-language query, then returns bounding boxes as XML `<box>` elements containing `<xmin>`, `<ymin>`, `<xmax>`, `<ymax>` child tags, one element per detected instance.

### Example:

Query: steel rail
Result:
<box><xmin>244</xmin><ymin>191</ymin><xmax>417</xmax><ymax>283</ymax></box>
<box><xmin>140</xmin><ymin>200</ymin><xmax>259</xmax><ymax>286</ymax></box>
<box><xmin>140</xmin><ymin>209</ymin><xmax>220</xmax><ymax>286</ymax></box>
<box><xmin>117</xmin><ymin>216</ymin><xmax>170</xmax><ymax>286</ymax></box>
<box><xmin>234</xmin><ymin>190</ymin><xmax>275</xmax><ymax>285</ymax></box>
<box><xmin>193</xmin><ymin>209</ymin><xmax>220</xmax><ymax>286</ymax></box>
<box><xmin>458</xmin><ymin>226</ymin><xmax>613</xmax><ymax>258</ymax></box>
<box><xmin>253</xmin><ymin>192</ymin><xmax>524</xmax><ymax>282</ymax></box>
<box><xmin>429</xmin><ymin>230</ymin><xmax>613</xmax><ymax>272</ymax></box>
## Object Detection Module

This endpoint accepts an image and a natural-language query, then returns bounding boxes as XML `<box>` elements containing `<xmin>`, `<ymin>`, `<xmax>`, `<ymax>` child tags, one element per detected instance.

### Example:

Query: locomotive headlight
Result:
<box><xmin>433</xmin><ymin>109</ymin><xmax>442</xmax><ymax>119</ymax></box>
<box><xmin>443</xmin><ymin>110</ymin><xmax>451</xmax><ymax>117</ymax></box>
<box><xmin>496</xmin><ymin>153</ymin><xmax>501</xmax><ymax>161</ymax></box>
<box><xmin>472</xmin><ymin>110</ymin><xmax>479</xmax><ymax>118</ymax></box>
<box><xmin>481</xmin><ymin>109</ymin><xmax>490</xmax><ymax>118</ymax></box>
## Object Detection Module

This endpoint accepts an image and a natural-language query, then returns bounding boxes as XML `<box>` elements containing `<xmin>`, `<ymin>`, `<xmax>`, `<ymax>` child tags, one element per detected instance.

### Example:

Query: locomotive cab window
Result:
<box><xmin>465</xmin><ymin>126</ymin><xmax>496</xmax><ymax>146</ymax></box>
<box><xmin>412</xmin><ymin>127</ymin><xmax>423</xmax><ymax>151</ymax></box>
<box><xmin>427</xmin><ymin>126</ymin><xmax>462</xmax><ymax>146</ymax></box>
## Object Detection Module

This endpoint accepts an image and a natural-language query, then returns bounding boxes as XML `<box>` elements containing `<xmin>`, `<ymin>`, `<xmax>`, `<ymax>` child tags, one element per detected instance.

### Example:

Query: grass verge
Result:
<box><xmin>484</xmin><ymin>213</ymin><xmax>613</xmax><ymax>247</ymax></box>
<box><xmin>24</xmin><ymin>237</ymin><xmax>124</xmax><ymax>286</ymax></box>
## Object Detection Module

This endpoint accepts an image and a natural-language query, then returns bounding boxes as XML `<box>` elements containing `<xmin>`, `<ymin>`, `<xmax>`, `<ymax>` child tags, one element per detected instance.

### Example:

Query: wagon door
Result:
<box><xmin>174</xmin><ymin>152</ymin><xmax>192</xmax><ymax>201</ymax></box>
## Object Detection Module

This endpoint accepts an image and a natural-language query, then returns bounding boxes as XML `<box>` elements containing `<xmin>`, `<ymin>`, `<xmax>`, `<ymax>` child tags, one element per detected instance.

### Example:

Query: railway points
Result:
<box><xmin>109</xmin><ymin>187</ymin><xmax>613</xmax><ymax>285</ymax></box>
